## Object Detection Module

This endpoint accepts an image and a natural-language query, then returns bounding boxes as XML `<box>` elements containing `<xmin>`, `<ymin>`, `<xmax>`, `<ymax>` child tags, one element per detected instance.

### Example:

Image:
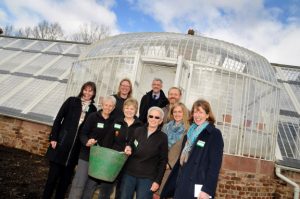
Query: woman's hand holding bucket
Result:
<box><xmin>124</xmin><ymin>146</ymin><xmax>132</xmax><ymax>155</ymax></box>
<box><xmin>86</xmin><ymin>138</ymin><xmax>97</xmax><ymax>147</ymax></box>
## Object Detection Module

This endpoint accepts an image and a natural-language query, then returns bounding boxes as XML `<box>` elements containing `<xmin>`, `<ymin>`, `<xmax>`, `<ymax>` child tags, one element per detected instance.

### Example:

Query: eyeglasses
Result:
<box><xmin>148</xmin><ymin>115</ymin><xmax>160</xmax><ymax>120</ymax></box>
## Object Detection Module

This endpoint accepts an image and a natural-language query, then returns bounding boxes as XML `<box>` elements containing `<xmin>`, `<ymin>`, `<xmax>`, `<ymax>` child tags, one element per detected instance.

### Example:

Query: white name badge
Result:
<box><xmin>114</xmin><ymin>124</ymin><xmax>121</xmax><ymax>129</ymax></box>
<box><xmin>197</xmin><ymin>140</ymin><xmax>205</xmax><ymax>147</ymax></box>
<box><xmin>97</xmin><ymin>123</ymin><xmax>104</xmax><ymax>128</ymax></box>
<box><xmin>134</xmin><ymin>139</ymin><xmax>139</xmax><ymax>147</ymax></box>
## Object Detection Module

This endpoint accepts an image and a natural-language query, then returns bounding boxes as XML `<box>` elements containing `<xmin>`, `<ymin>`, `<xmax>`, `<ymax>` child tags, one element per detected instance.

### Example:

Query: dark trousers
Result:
<box><xmin>82</xmin><ymin>176</ymin><xmax>114</xmax><ymax>199</ymax></box>
<box><xmin>120</xmin><ymin>174</ymin><xmax>153</xmax><ymax>199</ymax></box>
<box><xmin>43</xmin><ymin>161</ymin><xmax>75</xmax><ymax>199</ymax></box>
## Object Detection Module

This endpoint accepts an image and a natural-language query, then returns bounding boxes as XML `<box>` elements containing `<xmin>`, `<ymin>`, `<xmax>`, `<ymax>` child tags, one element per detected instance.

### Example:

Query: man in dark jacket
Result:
<box><xmin>139</xmin><ymin>78</ymin><xmax>168</xmax><ymax>123</ymax></box>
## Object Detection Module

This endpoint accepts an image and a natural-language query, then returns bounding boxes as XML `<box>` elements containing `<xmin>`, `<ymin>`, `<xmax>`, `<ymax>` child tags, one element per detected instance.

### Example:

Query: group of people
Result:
<box><xmin>43</xmin><ymin>77</ymin><xmax>224</xmax><ymax>199</ymax></box>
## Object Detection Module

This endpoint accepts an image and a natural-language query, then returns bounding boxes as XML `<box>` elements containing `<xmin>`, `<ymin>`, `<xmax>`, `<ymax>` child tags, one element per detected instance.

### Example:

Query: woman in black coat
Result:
<box><xmin>161</xmin><ymin>99</ymin><xmax>224</xmax><ymax>199</ymax></box>
<box><xmin>43</xmin><ymin>81</ymin><xmax>97</xmax><ymax>199</ymax></box>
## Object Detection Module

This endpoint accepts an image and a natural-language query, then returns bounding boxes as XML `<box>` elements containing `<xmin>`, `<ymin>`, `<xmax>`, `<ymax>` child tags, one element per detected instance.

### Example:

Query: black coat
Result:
<box><xmin>161</xmin><ymin>124</ymin><xmax>224</xmax><ymax>198</ymax></box>
<box><xmin>138</xmin><ymin>90</ymin><xmax>168</xmax><ymax>123</ymax></box>
<box><xmin>110</xmin><ymin>94</ymin><xmax>127</xmax><ymax>120</ymax></box>
<box><xmin>46</xmin><ymin>97</ymin><xmax>97</xmax><ymax>166</ymax></box>
<box><xmin>105</xmin><ymin>117</ymin><xmax>143</xmax><ymax>152</ymax></box>
<box><xmin>125</xmin><ymin>126</ymin><xmax>168</xmax><ymax>184</ymax></box>
<box><xmin>78</xmin><ymin>111</ymin><xmax>115</xmax><ymax>161</ymax></box>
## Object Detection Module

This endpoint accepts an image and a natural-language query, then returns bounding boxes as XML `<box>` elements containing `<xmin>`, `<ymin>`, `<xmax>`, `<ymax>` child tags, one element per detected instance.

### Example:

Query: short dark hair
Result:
<box><xmin>77</xmin><ymin>81</ymin><xmax>97</xmax><ymax>102</ymax></box>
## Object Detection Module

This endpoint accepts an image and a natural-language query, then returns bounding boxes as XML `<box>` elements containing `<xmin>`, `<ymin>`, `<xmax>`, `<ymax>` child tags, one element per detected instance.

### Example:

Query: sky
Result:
<box><xmin>0</xmin><ymin>0</ymin><xmax>299</xmax><ymax>66</ymax></box>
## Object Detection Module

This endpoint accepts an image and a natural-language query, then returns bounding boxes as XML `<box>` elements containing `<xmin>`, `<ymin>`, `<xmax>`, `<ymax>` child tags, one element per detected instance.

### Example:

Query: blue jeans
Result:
<box><xmin>120</xmin><ymin>174</ymin><xmax>153</xmax><ymax>199</ymax></box>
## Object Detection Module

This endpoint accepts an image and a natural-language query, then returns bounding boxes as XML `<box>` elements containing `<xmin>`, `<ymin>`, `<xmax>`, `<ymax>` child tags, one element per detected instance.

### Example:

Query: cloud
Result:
<box><xmin>0</xmin><ymin>8</ymin><xmax>7</xmax><ymax>22</ymax></box>
<box><xmin>1</xmin><ymin>0</ymin><xmax>120</xmax><ymax>36</ymax></box>
<box><xmin>129</xmin><ymin>0</ymin><xmax>300</xmax><ymax>65</ymax></box>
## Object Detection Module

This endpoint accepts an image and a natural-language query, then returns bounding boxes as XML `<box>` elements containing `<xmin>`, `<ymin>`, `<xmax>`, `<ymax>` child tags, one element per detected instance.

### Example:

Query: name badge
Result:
<box><xmin>134</xmin><ymin>139</ymin><xmax>139</xmax><ymax>147</ymax></box>
<box><xmin>97</xmin><ymin>123</ymin><xmax>104</xmax><ymax>128</ymax></box>
<box><xmin>114</xmin><ymin>124</ymin><xmax>121</xmax><ymax>129</ymax></box>
<box><xmin>196</xmin><ymin>140</ymin><xmax>205</xmax><ymax>147</ymax></box>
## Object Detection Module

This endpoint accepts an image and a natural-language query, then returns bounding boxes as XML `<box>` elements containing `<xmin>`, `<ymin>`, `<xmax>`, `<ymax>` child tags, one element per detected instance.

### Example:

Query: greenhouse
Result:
<box><xmin>0</xmin><ymin>33</ymin><xmax>299</xmax><ymax>165</ymax></box>
<box><xmin>66</xmin><ymin>32</ymin><xmax>297</xmax><ymax>162</ymax></box>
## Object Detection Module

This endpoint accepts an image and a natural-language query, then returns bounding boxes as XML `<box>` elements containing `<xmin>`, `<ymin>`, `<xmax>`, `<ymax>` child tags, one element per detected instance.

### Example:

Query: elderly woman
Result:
<box><xmin>162</xmin><ymin>99</ymin><xmax>224</xmax><ymax>199</ymax></box>
<box><xmin>98</xmin><ymin>98</ymin><xmax>143</xmax><ymax>199</ymax></box>
<box><xmin>43</xmin><ymin>81</ymin><xmax>97</xmax><ymax>199</ymax></box>
<box><xmin>68</xmin><ymin>96</ymin><xmax>116</xmax><ymax>199</ymax></box>
<box><xmin>121</xmin><ymin>106</ymin><xmax>168</xmax><ymax>199</ymax></box>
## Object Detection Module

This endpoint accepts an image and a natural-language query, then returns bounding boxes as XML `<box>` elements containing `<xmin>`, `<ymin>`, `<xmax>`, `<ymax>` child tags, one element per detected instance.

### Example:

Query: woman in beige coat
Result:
<box><xmin>157</xmin><ymin>102</ymin><xmax>190</xmax><ymax>197</ymax></box>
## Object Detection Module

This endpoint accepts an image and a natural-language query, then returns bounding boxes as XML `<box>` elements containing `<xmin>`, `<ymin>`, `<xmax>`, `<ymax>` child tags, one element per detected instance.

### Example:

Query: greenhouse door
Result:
<box><xmin>174</xmin><ymin>56</ymin><xmax>192</xmax><ymax>103</ymax></box>
<box><xmin>134</xmin><ymin>57</ymin><xmax>177</xmax><ymax>105</ymax></box>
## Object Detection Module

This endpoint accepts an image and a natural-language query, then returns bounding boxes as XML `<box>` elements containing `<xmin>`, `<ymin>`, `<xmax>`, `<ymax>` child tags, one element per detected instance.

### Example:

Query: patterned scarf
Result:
<box><xmin>180</xmin><ymin>121</ymin><xmax>209</xmax><ymax>165</ymax></box>
<box><xmin>79</xmin><ymin>98</ymin><xmax>91</xmax><ymax>126</ymax></box>
<box><xmin>162</xmin><ymin>120</ymin><xmax>185</xmax><ymax>149</ymax></box>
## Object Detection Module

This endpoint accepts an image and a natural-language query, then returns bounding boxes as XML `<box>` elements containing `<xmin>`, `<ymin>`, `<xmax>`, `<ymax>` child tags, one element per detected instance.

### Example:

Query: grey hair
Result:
<box><xmin>102</xmin><ymin>95</ymin><xmax>116</xmax><ymax>106</ymax></box>
<box><xmin>153</xmin><ymin>78</ymin><xmax>163</xmax><ymax>84</ymax></box>
<box><xmin>147</xmin><ymin>106</ymin><xmax>164</xmax><ymax>120</ymax></box>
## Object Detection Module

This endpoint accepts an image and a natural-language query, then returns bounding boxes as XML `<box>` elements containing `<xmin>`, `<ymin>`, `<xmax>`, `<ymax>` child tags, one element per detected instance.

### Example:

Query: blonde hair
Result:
<box><xmin>169</xmin><ymin>102</ymin><xmax>190</xmax><ymax>130</ymax></box>
<box><xmin>123</xmin><ymin>98</ymin><xmax>138</xmax><ymax>115</ymax></box>
<box><xmin>117</xmin><ymin>78</ymin><xmax>133</xmax><ymax>98</ymax></box>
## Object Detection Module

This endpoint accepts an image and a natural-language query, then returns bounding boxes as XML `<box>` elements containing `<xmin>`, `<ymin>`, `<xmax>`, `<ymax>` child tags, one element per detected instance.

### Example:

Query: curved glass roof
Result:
<box><xmin>0</xmin><ymin>34</ymin><xmax>299</xmax><ymax>167</ymax></box>
<box><xmin>81</xmin><ymin>32</ymin><xmax>277</xmax><ymax>84</ymax></box>
<box><xmin>0</xmin><ymin>36</ymin><xmax>89</xmax><ymax>124</ymax></box>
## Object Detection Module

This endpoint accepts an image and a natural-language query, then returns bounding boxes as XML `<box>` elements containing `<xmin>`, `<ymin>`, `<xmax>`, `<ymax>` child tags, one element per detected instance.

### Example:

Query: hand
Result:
<box><xmin>86</xmin><ymin>138</ymin><xmax>97</xmax><ymax>147</ymax></box>
<box><xmin>50</xmin><ymin>141</ymin><xmax>57</xmax><ymax>149</ymax></box>
<box><xmin>150</xmin><ymin>182</ymin><xmax>160</xmax><ymax>192</ymax></box>
<box><xmin>166</xmin><ymin>164</ymin><xmax>171</xmax><ymax>170</ymax></box>
<box><xmin>198</xmin><ymin>191</ymin><xmax>210</xmax><ymax>199</ymax></box>
<box><xmin>124</xmin><ymin>146</ymin><xmax>132</xmax><ymax>155</ymax></box>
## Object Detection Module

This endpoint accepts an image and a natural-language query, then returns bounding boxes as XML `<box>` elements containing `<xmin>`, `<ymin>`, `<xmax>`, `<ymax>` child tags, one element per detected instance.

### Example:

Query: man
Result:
<box><xmin>139</xmin><ymin>78</ymin><xmax>168</xmax><ymax>123</ymax></box>
<box><xmin>162</xmin><ymin>87</ymin><xmax>182</xmax><ymax>123</ymax></box>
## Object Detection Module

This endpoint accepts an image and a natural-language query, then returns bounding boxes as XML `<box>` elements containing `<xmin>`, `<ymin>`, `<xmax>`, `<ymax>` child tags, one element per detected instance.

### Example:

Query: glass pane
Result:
<box><xmin>40</xmin><ymin>56</ymin><xmax>76</xmax><ymax>78</ymax></box>
<box><xmin>9</xmin><ymin>39</ymin><xmax>33</xmax><ymax>49</ymax></box>
<box><xmin>17</xmin><ymin>54</ymin><xmax>57</xmax><ymax>74</ymax></box>
<box><xmin>2</xmin><ymin>79</ymin><xmax>51</xmax><ymax>110</ymax></box>
<box><xmin>26</xmin><ymin>41</ymin><xmax>54</xmax><ymax>51</ymax></box>
<box><xmin>0</xmin><ymin>52</ymin><xmax>36</xmax><ymax>70</ymax></box>
<box><xmin>30</xmin><ymin>83</ymin><xmax>66</xmax><ymax>118</ymax></box>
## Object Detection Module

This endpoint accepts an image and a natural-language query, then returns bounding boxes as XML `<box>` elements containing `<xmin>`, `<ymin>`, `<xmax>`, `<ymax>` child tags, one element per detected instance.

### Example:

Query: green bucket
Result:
<box><xmin>88</xmin><ymin>145</ymin><xmax>128</xmax><ymax>182</ymax></box>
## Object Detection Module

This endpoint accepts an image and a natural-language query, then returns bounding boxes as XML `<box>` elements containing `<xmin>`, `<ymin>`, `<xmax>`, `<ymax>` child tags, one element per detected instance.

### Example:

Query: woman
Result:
<box><xmin>111</xmin><ymin>78</ymin><xmax>133</xmax><ymax>120</ymax></box>
<box><xmin>68</xmin><ymin>96</ymin><xmax>116</xmax><ymax>199</ymax></box>
<box><xmin>162</xmin><ymin>99</ymin><xmax>224</xmax><ymax>199</ymax></box>
<box><xmin>100</xmin><ymin>98</ymin><xmax>143</xmax><ymax>199</ymax></box>
<box><xmin>158</xmin><ymin>102</ymin><xmax>190</xmax><ymax>196</ymax></box>
<box><xmin>43</xmin><ymin>81</ymin><xmax>97</xmax><ymax>199</ymax></box>
<box><xmin>121</xmin><ymin>106</ymin><xmax>168</xmax><ymax>199</ymax></box>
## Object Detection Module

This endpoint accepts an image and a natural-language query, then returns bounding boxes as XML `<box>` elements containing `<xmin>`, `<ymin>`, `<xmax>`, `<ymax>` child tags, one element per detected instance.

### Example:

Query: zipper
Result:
<box><xmin>65</xmin><ymin>126</ymin><xmax>79</xmax><ymax>166</ymax></box>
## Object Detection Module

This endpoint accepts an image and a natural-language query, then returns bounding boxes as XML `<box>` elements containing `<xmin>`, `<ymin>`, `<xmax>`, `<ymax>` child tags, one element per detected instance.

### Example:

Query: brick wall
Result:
<box><xmin>0</xmin><ymin>115</ymin><xmax>51</xmax><ymax>155</ymax></box>
<box><xmin>217</xmin><ymin>154</ymin><xmax>300</xmax><ymax>199</ymax></box>
<box><xmin>0</xmin><ymin>115</ymin><xmax>299</xmax><ymax>198</ymax></box>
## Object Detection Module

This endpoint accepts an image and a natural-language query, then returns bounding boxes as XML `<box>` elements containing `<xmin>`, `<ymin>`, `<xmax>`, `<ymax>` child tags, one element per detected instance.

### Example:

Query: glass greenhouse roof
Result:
<box><xmin>0</xmin><ymin>34</ymin><xmax>299</xmax><ymax>168</ymax></box>
<box><xmin>0</xmin><ymin>36</ymin><xmax>89</xmax><ymax>124</ymax></box>
<box><xmin>81</xmin><ymin>32</ymin><xmax>277</xmax><ymax>84</ymax></box>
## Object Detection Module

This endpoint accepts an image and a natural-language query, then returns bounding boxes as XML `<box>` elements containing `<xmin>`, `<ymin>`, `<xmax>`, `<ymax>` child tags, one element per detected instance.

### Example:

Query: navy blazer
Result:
<box><xmin>161</xmin><ymin>123</ymin><xmax>224</xmax><ymax>198</ymax></box>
